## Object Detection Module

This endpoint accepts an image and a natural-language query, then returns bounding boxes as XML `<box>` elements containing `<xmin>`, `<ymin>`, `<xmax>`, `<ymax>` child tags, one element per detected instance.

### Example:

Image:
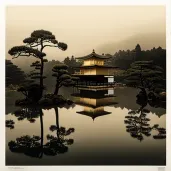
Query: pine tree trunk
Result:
<box><xmin>54</xmin><ymin>85</ymin><xmax>59</xmax><ymax>95</ymax></box>
<box><xmin>54</xmin><ymin>107</ymin><xmax>60</xmax><ymax>139</ymax></box>
<box><xmin>39</xmin><ymin>109</ymin><xmax>44</xmax><ymax>158</ymax></box>
<box><xmin>40</xmin><ymin>58</ymin><xmax>44</xmax><ymax>89</ymax></box>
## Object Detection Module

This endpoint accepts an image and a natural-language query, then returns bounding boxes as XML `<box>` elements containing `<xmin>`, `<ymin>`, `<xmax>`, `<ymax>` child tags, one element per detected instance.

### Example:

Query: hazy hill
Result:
<box><xmin>96</xmin><ymin>32</ymin><xmax>166</xmax><ymax>55</ymax></box>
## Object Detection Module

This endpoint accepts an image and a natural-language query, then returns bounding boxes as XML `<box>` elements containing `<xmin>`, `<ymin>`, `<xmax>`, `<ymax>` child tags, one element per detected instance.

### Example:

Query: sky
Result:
<box><xmin>6</xmin><ymin>6</ymin><xmax>166</xmax><ymax>62</ymax></box>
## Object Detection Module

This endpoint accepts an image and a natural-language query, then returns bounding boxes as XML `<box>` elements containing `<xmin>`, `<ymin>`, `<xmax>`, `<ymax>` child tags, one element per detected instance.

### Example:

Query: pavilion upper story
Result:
<box><xmin>73</xmin><ymin>49</ymin><xmax>119</xmax><ymax>76</ymax></box>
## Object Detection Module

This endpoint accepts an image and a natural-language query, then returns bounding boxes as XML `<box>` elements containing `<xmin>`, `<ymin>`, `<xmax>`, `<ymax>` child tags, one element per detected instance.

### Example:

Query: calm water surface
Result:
<box><xmin>6</xmin><ymin>87</ymin><xmax>166</xmax><ymax>165</ymax></box>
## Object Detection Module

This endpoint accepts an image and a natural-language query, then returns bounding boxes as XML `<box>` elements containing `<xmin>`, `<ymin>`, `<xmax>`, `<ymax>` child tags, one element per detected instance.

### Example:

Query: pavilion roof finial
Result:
<box><xmin>76</xmin><ymin>49</ymin><xmax>112</xmax><ymax>60</ymax></box>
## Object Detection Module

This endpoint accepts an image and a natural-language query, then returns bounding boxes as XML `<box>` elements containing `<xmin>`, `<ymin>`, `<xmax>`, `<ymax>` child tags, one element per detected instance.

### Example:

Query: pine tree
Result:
<box><xmin>125</xmin><ymin>61</ymin><xmax>165</xmax><ymax>94</ymax></box>
<box><xmin>8</xmin><ymin>30</ymin><xmax>67</xmax><ymax>102</ymax></box>
<box><xmin>52</xmin><ymin>64</ymin><xmax>74</xmax><ymax>95</ymax></box>
<box><xmin>8</xmin><ymin>30</ymin><xmax>67</xmax><ymax>90</ymax></box>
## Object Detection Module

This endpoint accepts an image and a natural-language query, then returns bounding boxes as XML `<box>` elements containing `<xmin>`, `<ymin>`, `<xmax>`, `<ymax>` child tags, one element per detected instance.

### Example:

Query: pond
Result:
<box><xmin>6</xmin><ymin>87</ymin><xmax>166</xmax><ymax>165</ymax></box>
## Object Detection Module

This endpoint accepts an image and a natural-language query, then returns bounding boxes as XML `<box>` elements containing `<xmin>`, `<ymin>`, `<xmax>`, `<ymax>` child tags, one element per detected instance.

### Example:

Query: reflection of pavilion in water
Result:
<box><xmin>71</xmin><ymin>89</ymin><xmax>117</xmax><ymax>120</ymax></box>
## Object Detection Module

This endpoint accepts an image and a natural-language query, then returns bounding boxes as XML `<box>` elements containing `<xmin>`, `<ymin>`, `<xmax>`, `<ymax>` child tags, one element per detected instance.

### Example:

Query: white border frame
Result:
<box><xmin>1</xmin><ymin>0</ymin><xmax>170</xmax><ymax>171</ymax></box>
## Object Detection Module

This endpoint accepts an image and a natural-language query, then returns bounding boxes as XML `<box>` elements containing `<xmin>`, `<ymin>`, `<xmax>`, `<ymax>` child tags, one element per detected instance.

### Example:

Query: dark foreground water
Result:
<box><xmin>6</xmin><ymin>87</ymin><xmax>166</xmax><ymax>165</ymax></box>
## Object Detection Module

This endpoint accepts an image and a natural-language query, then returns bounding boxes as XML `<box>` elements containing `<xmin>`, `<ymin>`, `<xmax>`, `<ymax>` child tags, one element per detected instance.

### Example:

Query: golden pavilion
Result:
<box><xmin>73</xmin><ymin>50</ymin><xmax>119</xmax><ymax>86</ymax></box>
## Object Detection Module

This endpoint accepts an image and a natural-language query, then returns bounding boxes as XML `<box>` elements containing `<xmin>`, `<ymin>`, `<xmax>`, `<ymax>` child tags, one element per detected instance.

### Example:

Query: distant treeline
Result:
<box><xmin>107</xmin><ymin>44</ymin><xmax>166</xmax><ymax>72</ymax></box>
<box><xmin>6</xmin><ymin>60</ymin><xmax>26</xmax><ymax>87</ymax></box>
<box><xmin>63</xmin><ymin>44</ymin><xmax>166</xmax><ymax>73</ymax></box>
<box><xmin>63</xmin><ymin>56</ymin><xmax>82</xmax><ymax>74</ymax></box>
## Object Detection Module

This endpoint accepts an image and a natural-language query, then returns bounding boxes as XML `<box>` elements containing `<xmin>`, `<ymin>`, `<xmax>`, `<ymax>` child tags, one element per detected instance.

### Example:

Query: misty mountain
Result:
<box><xmin>96</xmin><ymin>32</ymin><xmax>165</xmax><ymax>55</ymax></box>
<box><xmin>8</xmin><ymin>57</ymin><xmax>37</xmax><ymax>74</ymax></box>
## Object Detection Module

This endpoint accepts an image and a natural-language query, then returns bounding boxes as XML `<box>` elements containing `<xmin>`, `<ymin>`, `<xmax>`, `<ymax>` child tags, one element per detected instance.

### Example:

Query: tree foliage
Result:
<box><xmin>6</xmin><ymin>60</ymin><xmax>26</xmax><ymax>87</ymax></box>
<box><xmin>8</xmin><ymin>107</ymin><xmax>75</xmax><ymax>158</ymax></box>
<box><xmin>6</xmin><ymin>120</ymin><xmax>15</xmax><ymax>129</ymax></box>
<box><xmin>8</xmin><ymin>135</ymin><xmax>43</xmax><ymax>158</ymax></box>
<box><xmin>124</xmin><ymin>100</ymin><xmax>166</xmax><ymax>141</ymax></box>
<box><xmin>63</xmin><ymin>55</ymin><xmax>82</xmax><ymax>74</ymax></box>
<box><xmin>13</xmin><ymin>107</ymin><xmax>42</xmax><ymax>123</ymax></box>
<box><xmin>124</xmin><ymin>61</ymin><xmax>165</xmax><ymax>93</ymax></box>
<box><xmin>8</xmin><ymin>46</ymin><xmax>46</xmax><ymax>59</ymax></box>
<box><xmin>52</xmin><ymin>64</ymin><xmax>75</xmax><ymax>95</ymax></box>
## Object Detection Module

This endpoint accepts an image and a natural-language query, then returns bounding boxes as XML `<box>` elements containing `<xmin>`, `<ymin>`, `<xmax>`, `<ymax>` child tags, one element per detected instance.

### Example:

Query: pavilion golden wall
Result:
<box><xmin>83</xmin><ymin>106</ymin><xmax>105</xmax><ymax>113</ymax></box>
<box><xmin>80</xmin><ymin>98</ymin><xmax>97</xmax><ymax>106</ymax></box>
<box><xmin>96</xmin><ymin>97</ymin><xmax>114</xmax><ymax>106</ymax></box>
<box><xmin>79</xmin><ymin>97</ymin><xmax>114</xmax><ymax>106</ymax></box>
<box><xmin>82</xmin><ymin>68</ymin><xmax>110</xmax><ymax>75</ymax></box>
<box><xmin>83</xmin><ymin>59</ymin><xmax>104</xmax><ymax>66</ymax></box>
<box><xmin>83</xmin><ymin>68</ymin><xmax>96</xmax><ymax>75</ymax></box>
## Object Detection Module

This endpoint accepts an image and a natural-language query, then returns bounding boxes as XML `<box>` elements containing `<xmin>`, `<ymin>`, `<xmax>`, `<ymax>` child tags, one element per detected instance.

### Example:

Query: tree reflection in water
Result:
<box><xmin>12</xmin><ymin>108</ymin><xmax>41</xmax><ymax>123</ymax></box>
<box><xmin>8</xmin><ymin>106</ymin><xmax>75</xmax><ymax>158</ymax></box>
<box><xmin>124</xmin><ymin>97</ymin><xmax>166</xmax><ymax>141</ymax></box>
<box><xmin>8</xmin><ymin>135</ymin><xmax>42</xmax><ymax>158</ymax></box>
<box><xmin>44</xmin><ymin>107</ymin><xmax>74</xmax><ymax>155</ymax></box>
<box><xmin>8</xmin><ymin>108</ymin><xmax>44</xmax><ymax>158</ymax></box>
<box><xmin>6</xmin><ymin>120</ymin><xmax>15</xmax><ymax>129</ymax></box>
